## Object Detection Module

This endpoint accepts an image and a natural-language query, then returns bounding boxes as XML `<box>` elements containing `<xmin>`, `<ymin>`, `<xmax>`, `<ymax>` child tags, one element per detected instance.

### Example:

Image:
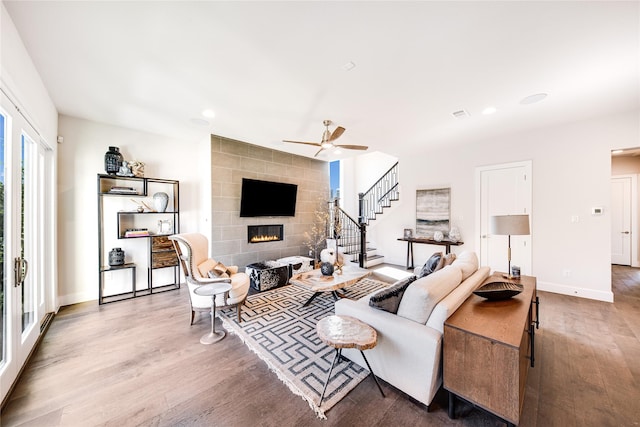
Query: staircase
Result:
<box><xmin>329</xmin><ymin>162</ymin><xmax>399</xmax><ymax>268</ymax></box>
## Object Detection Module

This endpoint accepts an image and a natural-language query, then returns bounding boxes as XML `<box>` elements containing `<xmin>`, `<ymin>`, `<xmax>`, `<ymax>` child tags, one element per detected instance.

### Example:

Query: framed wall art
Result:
<box><xmin>416</xmin><ymin>187</ymin><xmax>450</xmax><ymax>237</ymax></box>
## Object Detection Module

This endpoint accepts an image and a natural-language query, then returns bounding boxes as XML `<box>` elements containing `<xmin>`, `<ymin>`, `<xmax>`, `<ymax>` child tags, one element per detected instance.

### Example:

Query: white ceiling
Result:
<box><xmin>4</xmin><ymin>1</ymin><xmax>639</xmax><ymax>160</ymax></box>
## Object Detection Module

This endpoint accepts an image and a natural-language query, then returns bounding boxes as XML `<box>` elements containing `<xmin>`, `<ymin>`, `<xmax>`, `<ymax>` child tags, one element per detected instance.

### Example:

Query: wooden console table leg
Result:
<box><xmin>448</xmin><ymin>391</ymin><xmax>456</xmax><ymax>419</ymax></box>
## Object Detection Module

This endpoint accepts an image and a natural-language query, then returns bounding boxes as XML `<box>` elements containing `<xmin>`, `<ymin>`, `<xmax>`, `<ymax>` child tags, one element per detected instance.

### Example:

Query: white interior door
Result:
<box><xmin>611</xmin><ymin>176</ymin><xmax>632</xmax><ymax>265</ymax></box>
<box><xmin>0</xmin><ymin>91</ymin><xmax>47</xmax><ymax>402</ymax></box>
<box><xmin>477</xmin><ymin>161</ymin><xmax>532</xmax><ymax>275</ymax></box>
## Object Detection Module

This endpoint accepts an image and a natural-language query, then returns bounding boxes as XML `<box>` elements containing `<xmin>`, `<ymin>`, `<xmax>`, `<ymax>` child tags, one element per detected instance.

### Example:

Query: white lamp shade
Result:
<box><xmin>490</xmin><ymin>214</ymin><xmax>530</xmax><ymax>236</ymax></box>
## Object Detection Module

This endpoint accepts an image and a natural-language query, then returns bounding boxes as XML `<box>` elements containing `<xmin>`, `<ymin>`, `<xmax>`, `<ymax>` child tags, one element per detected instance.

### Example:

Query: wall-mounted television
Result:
<box><xmin>239</xmin><ymin>178</ymin><xmax>298</xmax><ymax>217</ymax></box>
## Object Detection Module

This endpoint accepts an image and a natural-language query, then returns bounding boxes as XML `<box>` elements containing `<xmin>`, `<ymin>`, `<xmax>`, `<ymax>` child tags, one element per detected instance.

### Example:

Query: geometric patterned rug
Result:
<box><xmin>218</xmin><ymin>277</ymin><xmax>389</xmax><ymax>419</ymax></box>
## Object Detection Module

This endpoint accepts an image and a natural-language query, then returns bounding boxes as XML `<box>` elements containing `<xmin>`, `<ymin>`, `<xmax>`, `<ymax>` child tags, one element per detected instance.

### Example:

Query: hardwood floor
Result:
<box><xmin>2</xmin><ymin>265</ymin><xmax>640</xmax><ymax>426</ymax></box>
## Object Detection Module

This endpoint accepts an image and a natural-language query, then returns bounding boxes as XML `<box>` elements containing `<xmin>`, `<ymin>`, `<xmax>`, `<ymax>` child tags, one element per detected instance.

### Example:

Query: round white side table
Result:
<box><xmin>193</xmin><ymin>282</ymin><xmax>232</xmax><ymax>344</ymax></box>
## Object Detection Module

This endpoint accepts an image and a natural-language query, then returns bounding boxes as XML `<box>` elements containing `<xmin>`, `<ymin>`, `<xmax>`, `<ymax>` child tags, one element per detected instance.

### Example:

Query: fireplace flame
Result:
<box><xmin>250</xmin><ymin>234</ymin><xmax>280</xmax><ymax>243</ymax></box>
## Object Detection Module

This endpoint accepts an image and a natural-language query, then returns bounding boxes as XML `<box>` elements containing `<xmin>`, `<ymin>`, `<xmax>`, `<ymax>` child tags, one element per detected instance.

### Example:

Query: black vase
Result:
<box><xmin>108</xmin><ymin>248</ymin><xmax>125</xmax><ymax>266</ymax></box>
<box><xmin>320</xmin><ymin>262</ymin><xmax>334</xmax><ymax>276</ymax></box>
<box><xmin>104</xmin><ymin>146</ymin><xmax>123</xmax><ymax>175</ymax></box>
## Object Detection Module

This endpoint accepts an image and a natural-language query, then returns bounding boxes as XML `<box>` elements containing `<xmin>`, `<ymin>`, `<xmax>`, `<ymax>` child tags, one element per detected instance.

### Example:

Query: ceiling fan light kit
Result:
<box><xmin>283</xmin><ymin>119</ymin><xmax>368</xmax><ymax>157</ymax></box>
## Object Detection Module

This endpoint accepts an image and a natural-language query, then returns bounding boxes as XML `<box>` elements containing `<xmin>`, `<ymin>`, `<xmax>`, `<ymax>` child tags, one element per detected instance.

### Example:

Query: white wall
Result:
<box><xmin>57</xmin><ymin>115</ymin><xmax>211</xmax><ymax>305</ymax></box>
<box><xmin>365</xmin><ymin>111</ymin><xmax>639</xmax><ymax>302</ymax></box>
<box><xmin>1</xmin><ymin>3</ymin><xmax>58</xmax><ymax>311</ymax></box>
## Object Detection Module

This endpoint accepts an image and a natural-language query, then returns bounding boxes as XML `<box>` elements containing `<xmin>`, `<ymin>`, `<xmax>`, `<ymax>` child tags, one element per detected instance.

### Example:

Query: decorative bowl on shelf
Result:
<box><xmin>473</xmin><ymin>281</ymin><xmax>523</xmax><ymax>300</ymax></box>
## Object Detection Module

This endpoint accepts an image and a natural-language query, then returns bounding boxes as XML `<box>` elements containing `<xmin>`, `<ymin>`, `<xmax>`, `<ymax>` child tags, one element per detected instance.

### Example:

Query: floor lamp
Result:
<box><xmin>490</xmin><ymin>214</ymin><xmax>530</xmax><ymax>279</ymax></box>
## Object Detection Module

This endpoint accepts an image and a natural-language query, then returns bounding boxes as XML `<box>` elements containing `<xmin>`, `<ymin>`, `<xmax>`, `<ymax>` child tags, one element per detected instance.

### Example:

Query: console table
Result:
<box><xmin>443</xmin><ymin>273</ymin><xmax>538</xmax><ymax>427</ymax></box>
<box><xmin>397</xmin><ymin>237</ymin><xmax>463</xmax><ymax>269</ymax></box>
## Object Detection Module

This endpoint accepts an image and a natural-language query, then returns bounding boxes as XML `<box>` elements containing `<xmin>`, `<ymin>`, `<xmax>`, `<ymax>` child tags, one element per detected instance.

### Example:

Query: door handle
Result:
<box><xmin>481</xmin><ymin>235</ymin><xmax>488</xmax><ymax>239</ymax></box>
<box><xmin>622</xmin><ymin>231</ymin><xmax>630</xmax><ymax>234</ymax></box>
<box><xmin>14</xmin><ymin>257</ymin><xmax>28</xmax><ymax>287</ymax></box>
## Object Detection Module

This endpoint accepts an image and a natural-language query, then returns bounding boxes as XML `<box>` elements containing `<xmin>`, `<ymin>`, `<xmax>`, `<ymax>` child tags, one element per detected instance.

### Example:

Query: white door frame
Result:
<box><xmin>611</xmin><ymin>174</ymin><xmax>638</xmax><ymax>267</ymax></box>
<box><xmin>475</xmin><ymin>160</ymin><xmax>533</xmax><ymax>273</ymax></box>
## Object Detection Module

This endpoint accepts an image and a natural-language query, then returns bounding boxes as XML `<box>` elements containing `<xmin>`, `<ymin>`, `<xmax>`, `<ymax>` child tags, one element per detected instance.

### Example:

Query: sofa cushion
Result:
<box><xmin>397</xmin><ymin>265</ymin><xmax>463</xmax><ymax>324</ymax></box>
<box><xmin>418</xmin><ymin>252</ymin><xmax>445</xmax><ymax>278</ymax></box>
<box><xmin>369</xmin><ymin>275</ymin><xmax>417</xmax><ymax>314</ymax></box>
<box><xmin>451</xmin><ymin>251</ymin><xmax>479</xmax><ymax>281</ymax></box>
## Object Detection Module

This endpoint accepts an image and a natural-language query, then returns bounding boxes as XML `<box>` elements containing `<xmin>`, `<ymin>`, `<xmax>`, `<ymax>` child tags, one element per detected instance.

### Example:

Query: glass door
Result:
<box><xmin>0</xmin><ymin>91</ymin><xmax>47</xmax><ymax>402</ymax></box>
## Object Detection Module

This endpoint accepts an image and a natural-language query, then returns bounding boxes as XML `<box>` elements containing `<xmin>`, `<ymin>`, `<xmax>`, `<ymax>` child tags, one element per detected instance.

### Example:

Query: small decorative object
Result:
<box><xmin>433</xmin><ymin>231</ymin><xmax>444</xmax><ymax>242</ymax></box>
<box><xmin>104</xmin><ymin>146</ymin><xmax>123</xmax><ymax>175</ymax></box>
<box><xmin>108</xmin><ymin>247</ymin><xmax>125</xmax><ymax>266</ymax></box>
<box><xmin>473</xmin><ymin>281</ymin><xmax>523</xmax><ymax>300</ymax></box>
<box><xmin>320</xmin><ymin>262</ymin><xmax>334</xmax><ymax>276</ymax></box>
<box><xmin>511</xmin><ymin>265</ymin><xmax>521</xmax><ymax>278</ymax></box>
<box><xmin>448</xmin><ymin>226</ymin><xmax>461</xmax><ymax>242</ymax></box>
<box><xmin>116</xmin><ymin>160</ymin><xmax>134</xmax><ymax>177</ymax></box>
<box><xmin>153</xmin><ymin>192</ymin><xmax>169</xmax><ymax>212</ymax></box>
<box><xmin>137</xmin><ymin>206</ymin><xmax>144</xmax><ymax>213</ymax></box>
<box><xmin>320</xmin><ymin>248</ymin><xmax>336</xmax><ymax>265</ymax></box>
<box><xmin>157</xmin><ymin>219</ymin><xmax>172</xmax><ymax>234</ymax></box>
<box><xmin>130</xmin><ymin>199</ymin><xmax>145</xmax><ymax>212</ymax></box>
<box><xmin>404</xmin><ymin>228</ymin><xmax>413</xmax><ymax>239</ymax></box>
<box><xmin>129</xmin><ymin>160</ymin><xmax>145</xmax><ymax>177</ymax></box>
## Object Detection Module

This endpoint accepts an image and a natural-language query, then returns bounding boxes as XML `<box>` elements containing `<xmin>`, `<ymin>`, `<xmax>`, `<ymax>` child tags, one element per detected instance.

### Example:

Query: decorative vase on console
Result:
<box><xmin>449</xmin><ymin>226</ymin><xmax>461</xmax><ymax>242</ymax></box>
<box><xmin>104</xmin><ymin>146</ymin><xmax>123</xmax><ymax>175</ymax></box>
<box><xmin>153</xmin><ymin>192</ymin><xmax>169</xmax><ymax>212</ymax></box>
<box><xmin>433</xmin><ymin>231</ymin><xmax>444</xmax><ymax>242</ymax></box>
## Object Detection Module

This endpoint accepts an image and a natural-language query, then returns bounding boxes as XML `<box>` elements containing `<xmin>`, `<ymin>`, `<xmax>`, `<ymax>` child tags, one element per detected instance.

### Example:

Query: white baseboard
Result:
<box><xmin>57</xmin><ymin>291</ymin><xmax>97</xmax><ymax>307</ymax></box>
<box><xmin>537</xmin><ymin>280</ymin><xmax>614</xmax><ymax>303</ymax></box>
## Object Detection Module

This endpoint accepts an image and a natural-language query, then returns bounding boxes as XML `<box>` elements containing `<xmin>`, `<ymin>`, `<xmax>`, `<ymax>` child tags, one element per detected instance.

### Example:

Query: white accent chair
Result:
<box><xmin>169</xmin><ymin>233</ymin><xmax>250</xmax><ymax>324</ymax></box>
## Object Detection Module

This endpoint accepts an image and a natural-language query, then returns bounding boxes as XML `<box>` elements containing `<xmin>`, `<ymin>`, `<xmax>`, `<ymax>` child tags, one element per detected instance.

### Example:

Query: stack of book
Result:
<box><xmin>124</xmin><ymin>228</ymin><xmax>150</xmax><ymax>238</ymax></box>
<box><xmin>109</xmin><ymin>186</ymin><xmax>138</xmax><ymax>194</ymax></box>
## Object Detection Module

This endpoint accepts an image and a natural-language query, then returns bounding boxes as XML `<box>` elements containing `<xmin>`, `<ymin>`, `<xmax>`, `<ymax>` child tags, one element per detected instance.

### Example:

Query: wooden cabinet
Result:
<box><xmin>98</xmin><ymin>174</ymin><xmax>180</xmax><ymax>304</ymax></box>
<box><xmin>443</xmin><ymin>273</ymin><xmax>538</xmax><ymax>426</ymax></box>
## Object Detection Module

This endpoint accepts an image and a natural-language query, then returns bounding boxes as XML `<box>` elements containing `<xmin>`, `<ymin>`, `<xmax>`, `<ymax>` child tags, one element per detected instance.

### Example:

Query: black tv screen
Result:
<box><xmin>240</xmin><ymin>178</ymin><xmax>298</xmax><ymax>217</ymax></box>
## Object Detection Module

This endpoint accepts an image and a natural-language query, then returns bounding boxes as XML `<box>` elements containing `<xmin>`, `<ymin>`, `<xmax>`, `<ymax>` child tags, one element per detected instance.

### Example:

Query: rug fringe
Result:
<box><xmin>221</xmin><ymin>317</ymin><xmax>328</xmax><ymax>420</ymax></box>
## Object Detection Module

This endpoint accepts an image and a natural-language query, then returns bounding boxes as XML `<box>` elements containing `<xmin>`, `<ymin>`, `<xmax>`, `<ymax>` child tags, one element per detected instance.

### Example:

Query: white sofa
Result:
<box><xmin>334</xmin><ymin>251</ymin><xmax>490</xmax><ymax>408</ymax></box>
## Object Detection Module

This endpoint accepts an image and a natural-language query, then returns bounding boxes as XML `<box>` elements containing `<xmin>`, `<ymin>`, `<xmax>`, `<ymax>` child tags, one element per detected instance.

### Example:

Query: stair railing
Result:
<box><xmin>358</xmin><ymin>162</ymin><xmax>399</xmax><ymax>225</ymax></box>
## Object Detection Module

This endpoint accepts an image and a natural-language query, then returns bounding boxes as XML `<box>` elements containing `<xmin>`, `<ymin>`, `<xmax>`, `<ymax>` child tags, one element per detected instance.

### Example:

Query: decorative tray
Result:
<box><xmin>473</xmin><ymin>281</ymin><xmax>524</xmax><ymax>300</ymax></box>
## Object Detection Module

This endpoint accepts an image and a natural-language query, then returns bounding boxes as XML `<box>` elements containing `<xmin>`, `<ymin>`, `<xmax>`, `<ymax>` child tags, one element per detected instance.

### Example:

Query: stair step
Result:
<box><xmin>350</xmin><ymin>254</ymin><xmax>385</xmax><ymax>268</ymax></box>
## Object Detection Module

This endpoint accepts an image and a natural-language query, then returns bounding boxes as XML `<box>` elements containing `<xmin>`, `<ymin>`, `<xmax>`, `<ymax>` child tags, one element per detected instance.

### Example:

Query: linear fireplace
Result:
<box><xmin>248</xmin><ymin>224</ymin><xmax>284</xmax><ymax>243</ymax></box>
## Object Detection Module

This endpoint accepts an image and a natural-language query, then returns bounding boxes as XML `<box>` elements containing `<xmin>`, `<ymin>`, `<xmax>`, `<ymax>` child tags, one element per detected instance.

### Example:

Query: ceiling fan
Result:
<box><xmin>283</xmin><ymin>120</ymin><xmax>368</xmax><ymax>157</ymax></box>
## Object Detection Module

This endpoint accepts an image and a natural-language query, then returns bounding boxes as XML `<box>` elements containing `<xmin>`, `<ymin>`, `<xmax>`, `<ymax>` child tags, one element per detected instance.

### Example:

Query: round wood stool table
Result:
<box><xmin>316</xmin><ymin>315</ymin><xmax>385</xmax><ymax>407</ymax></box>
<box><xmin>193</xmin><ymin>282</ymin><xmax>232</xmax><ymax>344</ymax></box>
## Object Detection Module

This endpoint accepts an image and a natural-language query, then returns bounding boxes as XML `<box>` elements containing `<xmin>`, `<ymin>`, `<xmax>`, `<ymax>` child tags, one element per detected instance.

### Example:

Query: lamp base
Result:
<box><xmin>502</xmin><ymin>273</ymin><xmax>521</xmax><ymax>280</ymax></box>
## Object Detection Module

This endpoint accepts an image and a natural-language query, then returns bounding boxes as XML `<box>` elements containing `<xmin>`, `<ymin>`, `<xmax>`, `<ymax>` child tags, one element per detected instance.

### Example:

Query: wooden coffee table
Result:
<box><xmin>289</xmin><ymin>265</ymin><xmax>371</xmax><ymax>307</ymax></box>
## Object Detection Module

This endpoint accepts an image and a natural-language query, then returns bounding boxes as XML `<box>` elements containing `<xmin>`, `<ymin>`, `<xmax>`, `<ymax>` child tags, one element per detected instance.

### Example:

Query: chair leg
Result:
<box><xmin>190</xmin><ymin>310</ymin><xmax>195</xmax><ymax>326</ymax></box>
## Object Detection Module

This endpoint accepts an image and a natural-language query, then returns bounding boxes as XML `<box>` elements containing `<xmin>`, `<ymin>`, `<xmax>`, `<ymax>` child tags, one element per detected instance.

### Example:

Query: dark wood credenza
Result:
<box><xmin>443</xmin><ymin>273</ymin><xmax>539</xmax><ymax>426</ymax></box>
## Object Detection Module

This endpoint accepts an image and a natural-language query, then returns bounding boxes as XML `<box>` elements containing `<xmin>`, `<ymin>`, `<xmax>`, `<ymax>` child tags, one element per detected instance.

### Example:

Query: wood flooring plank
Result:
<box><xmin>3</xmin><ymin>266</ymin><xmax>640</xmax><ymax>426</ymax></box>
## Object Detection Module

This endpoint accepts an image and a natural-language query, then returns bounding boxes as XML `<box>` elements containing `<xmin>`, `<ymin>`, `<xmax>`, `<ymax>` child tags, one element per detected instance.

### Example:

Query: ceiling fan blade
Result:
<box><xmin>314</xmin><ymin>147</ymin><xmax>325</xmax><ymax>157</ymax></box>
<box><xmin>328</xmin><ymin>126</ymin><xmax>345</xmax><ymax>141</ymax></box>
<box><xmin>335</xmin><ymin>144</ymin><xmax>368</xmax><ymax>150</ymax></box>
<box><xmin>282</xmin><ymin>140</ymin><xmax>322</xmax><ymax>147</ymax></box>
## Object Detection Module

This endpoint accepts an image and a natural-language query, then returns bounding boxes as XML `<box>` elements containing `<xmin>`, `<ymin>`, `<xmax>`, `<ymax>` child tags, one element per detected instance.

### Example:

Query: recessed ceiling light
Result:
<box><xmin>190</xmin><ymin>118</ymin><xmax>210</xmax><ymax>126</ymax></box>
<box><xmin>343</xmin><ymin>61</ymin><xmax>356</xmax><ymax>71</ymax></box>
<box><xmin>520</xmin><ymin>93</ymin><xmax>548</xmax><ymax>105</ymax></box>
<box><xmin>202</xmin><ymin>109</ymin><xmax>215</xmax><ymax>118</ymax></box>
<box><xmin>482</xmin><ymin>107</ymin><xmax>497</xmax><ymax>115</ymax></box>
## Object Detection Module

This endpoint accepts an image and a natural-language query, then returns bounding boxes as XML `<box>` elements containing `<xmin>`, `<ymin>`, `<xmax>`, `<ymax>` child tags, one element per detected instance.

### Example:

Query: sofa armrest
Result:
<box><xmin>335</xmin><ymin>297</ymin><xmax>444</xmax><ymax>404</ymax></box>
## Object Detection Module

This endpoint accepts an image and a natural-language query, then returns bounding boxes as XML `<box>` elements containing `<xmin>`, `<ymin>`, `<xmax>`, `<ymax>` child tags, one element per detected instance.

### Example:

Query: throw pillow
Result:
<box><xmin>369</xmin><ymin>275</ymin><xmax>417</xmax><ymax>314</ymax></box>
<box><xmin>418</xmin><ymin>252</ymin><xmax>445</xmax><ymax>278</ymax></box>
<box><xmin>197</xmin><ymin>258</ymin><xmax>218</xmax><ymax>277</ymax></box>
<box><xmin>397</xmin><ymin>265</ymin><xmax>463</xmax><ymax>324</ymax></box>
<box><xmin>443</xmin><ymin>252</ymin><xmax>457</xmax><ymax>266</ymax></box>
<box><xmin>208</xmin><ymin>262</ymin><xmax>230</xmax><ymax>278</ymax></box>
<box><xmin>451</xmin><ymin>251</ymin><xmax>479</xmax><ymax>281</ymax></box>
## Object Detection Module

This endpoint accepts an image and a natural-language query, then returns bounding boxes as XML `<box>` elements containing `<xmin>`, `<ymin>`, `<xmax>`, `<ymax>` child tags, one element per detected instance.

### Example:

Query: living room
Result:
<box><xmin>1</xmin><ymin>1</ymin><xmax>639</xmax><ymax>425</ymax></box>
